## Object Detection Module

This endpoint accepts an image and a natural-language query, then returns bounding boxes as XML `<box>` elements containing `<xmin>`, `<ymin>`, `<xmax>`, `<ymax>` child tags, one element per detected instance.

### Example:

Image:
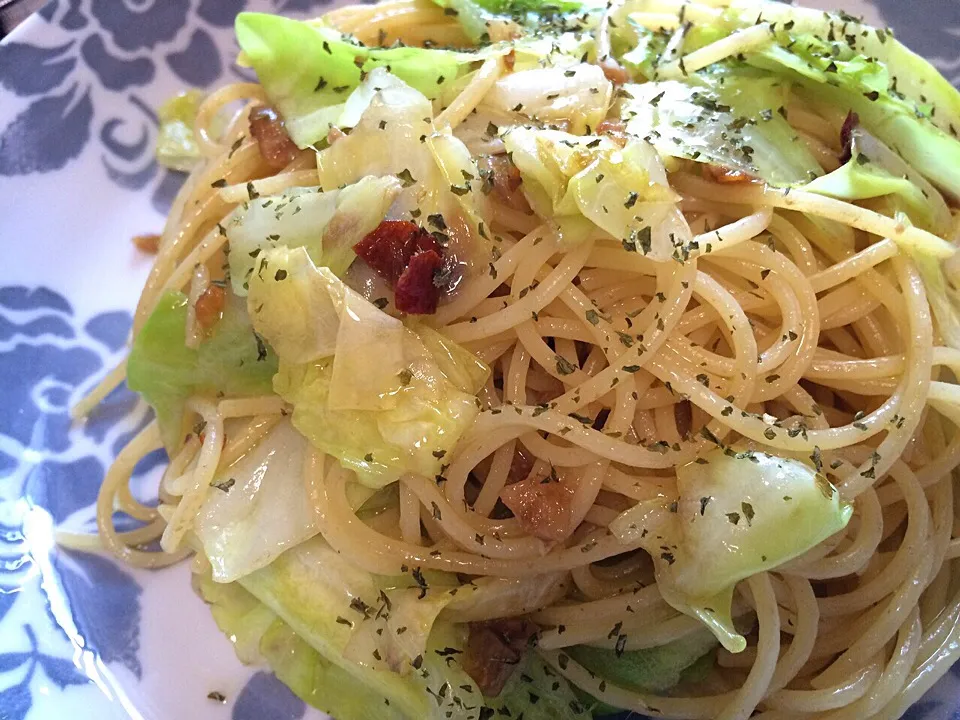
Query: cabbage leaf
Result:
<box><xmin>198</xmin><ymin>537</ymin><xmax>588</xmax><ymax>719</ymax></box>
<box><xmin>156</xmin><ymin>90</ymin><xmax>203</xmax><ymax>172</ymax></box>
<box><xmin>195</xmin><ymin>419</ymin><xmax>321</xmax><ymax>583</ymax></box>
<box><xmin>127</xmin><ymin>291</ymin><xmax>277</xmax><ymax>452</ymax></box>
<box><xmin>236</xmin><ymin>12</ymin><xmax>478</xmax><ymax>147</ymax></box>
<box><xmin>502</xmin><ymin>127</ymin><xmax>692</xmax><ymax>257</ymax></box>
<box><xmin>611</xmin><ymin>448</ymin><xmax>852</xmax><ymax>652</ymax></box>
<box><xmin>254</xmin><ymin>247</ymin><xmax>489</xmax><ymax>486</ymax></box>
<box><xmin>621</xmin><ymin>73</ymin><xmax>823</xmax><ymax>187</ymax></box>
<box><xmin>568</xmin><ymin>630</ymin><xmax>717</xmax><ymax>694</ymax></box>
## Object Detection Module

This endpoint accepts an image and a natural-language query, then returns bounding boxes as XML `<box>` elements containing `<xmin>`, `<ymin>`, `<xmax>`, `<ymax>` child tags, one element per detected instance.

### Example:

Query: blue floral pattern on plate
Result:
<box><xmin>0</xmin><ymin>0</ymin><xmax>959</xmax><ymax>718</ymax></box>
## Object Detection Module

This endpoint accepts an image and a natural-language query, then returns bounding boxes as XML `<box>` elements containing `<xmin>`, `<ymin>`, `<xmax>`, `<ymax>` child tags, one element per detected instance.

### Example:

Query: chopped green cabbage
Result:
<box><xmin>156</xmin><ymin>90</ymin><xmax>202</xmax><ymax>172</ymax></box>
<box><xmin>126</xmin><ymin>291</ymin><xmax>277</xmax><ymax>452</ymax></box>
<box><xmin>262</xmin><ymin>620</ymin><xmax>408</xmax><ymax>719</ymax></box>
<box><xmin>430</xmin><ymin>0</ymin><xmax>589</xmax><ymax>43</ymax></box>
<box><xmin>611</xmin><ymin>448</ymin><xmax>852</xmax><ymax>652</ymax></box>
<box><xmin>728</xmin><ymin>3</ymin><xmax>960</xmax><ymax>197</ymax></box>
<box><xmin>227</xmin><ymin>174</ymin><xmax>401</xmax><ymax>296</ymax></box>
<box><xmin>198</xmin><ymin>537</ymin><xmax>587</xmax><ymax>719</ymax></box>
<box><xmin>235</xmin><ymin>12</ymin><xmax>477</xmax><ymax>147</ymax></box>
<box><xmin>247</xmin><ymin>245</ymin><xmax>402</xmax><ymax>370</ymax></box>
<box><xmin>621</xmin><ymin>72</ymin><xmax>823</xmax><ymax>186</ymax></box>
<box><xmin>568</xmin><ymin>630</ymin><xmax>717</xmax><ymax>694</ymax></box>
<box><xmin>254</xmin><ymin>249</ymin><xmax>489</xmax><ymax>486</ymax></box>
<box><xmin>274</xmin><ymin>347</ymin><xmax>482</xmax><ymax>487</ymax></box>
<box><xmin>315</xmin><ymin>73</ymin><xmax>437</xmax><ymax>198</ymax></box>
<box><xmin>196</xmin><ymin>419</ymin><xmax>321</xmax><ymax>583</ymax></box>
<box><xmin>502</xmin><ymin>127</ymin><xmax>691</xmax><ymax>257</ymax></box>
<box><xmin>806</xmin><ymin>126</ymin><xmax>952</xmax><ymax>235</ymax></box>
<box><xmin>611</xmin><ymin>2</ymin><xmax>960</xmax><ymax>196</ymax></box>
<box><xmin>483</xmin><ymin>64</ymin><xmax>613</xmax><ymax>134</ymax></box>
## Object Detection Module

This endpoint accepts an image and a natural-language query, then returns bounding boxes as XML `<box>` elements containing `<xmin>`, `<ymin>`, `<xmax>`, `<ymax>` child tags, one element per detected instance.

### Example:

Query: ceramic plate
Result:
<box><xmin>2</xmin><ymin>1</ymin><xmax>960</xmax><ymax>718</ymax></box>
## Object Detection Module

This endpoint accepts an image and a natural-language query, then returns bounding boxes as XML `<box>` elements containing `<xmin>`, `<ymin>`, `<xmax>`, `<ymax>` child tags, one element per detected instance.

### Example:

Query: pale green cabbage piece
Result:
<box><xmin>274</xmin><ymin>348</ymin><xmax>483</xmax><ymax>488</ymax></box>
<box><xmin>483</xmin><ymin>64</ymin><xmax>612</xmax><ymax>134</ymax></box>
<box><xmin>197</xmin><ymin>537</ymin><xmax>589</xmax><ymax>719</ymax></box>
<box><xmin>568</xmin><ymin>630</ymin><xmax>717</xmax><ymax>694</ymax></box>
<box><xmin>127</xmin><ymin>291</ymin><xmax>277</xmax><ymax>452</ymax></box>
<box><xmin>247</xmin><ymin>245</ymin><xmax>408</xmax><ymax>399</ymax></box>
<box><xmin>613</xmin><ymin>2</ymin><xmax>960</xmax><ymax>196</ymax></box>
<box><xmin>252</xmin><ymin>248</ymin><xmax>489</xmax><ymax>487</ymax></box>
<box><xmin>235</xmin><ymin>12</ymin><xmax>479</xmax><ymax>147</ymax></box>
<box><xmin>620</xmin><ymin>73</ymin><xmax>823</xmax><ymax>186</ymax></box>
<box><xmin>156</xmin><ymin>90</ymin><xmax>203</xmax><ymax>172</ymax></box>
<box><xmin>611</xmin><ymin>448</ymin><xmax>852</xmax><ymax>652</ymax></box>
<box><xmin>502</xmin><ymin>127</ymin><xmax>692</xmax><ymax>257</ymax></box>
<box><xmin>429</xmin><ymin>0</ymin><xmax>590</xmax><ymax>43</ymax></box>
<box><xmin>195</xmin><ymin>419</ymin><xmax>321</xmax><ymax>583</ymax></box>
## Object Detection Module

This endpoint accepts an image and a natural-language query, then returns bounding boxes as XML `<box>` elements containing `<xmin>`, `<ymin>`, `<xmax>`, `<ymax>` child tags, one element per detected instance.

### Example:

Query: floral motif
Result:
<box><xmin>0</xmin><ymin>285</ymin><xmax>149</xmax><ymax>716</ymax></box>
<box><xmin>90</xmin><ymin>0</ymin><xmax>192</xmax><ymax>52</ymax></box>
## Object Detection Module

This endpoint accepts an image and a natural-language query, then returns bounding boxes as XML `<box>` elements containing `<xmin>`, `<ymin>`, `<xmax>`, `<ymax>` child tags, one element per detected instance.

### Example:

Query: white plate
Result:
<box><xmin>1</xmin><ymin>1</ymin><xmax>958</xmax><ymax>718</ymax></box>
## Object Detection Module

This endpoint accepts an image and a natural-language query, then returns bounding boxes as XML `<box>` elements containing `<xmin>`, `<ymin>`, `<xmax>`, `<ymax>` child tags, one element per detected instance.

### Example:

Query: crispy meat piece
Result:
<box><xmin>599</xmin><ymin>58</ymin><xmax>630</xmax><ymax>85</ymax></box>
<box><xmin>596</xmin><ymin>119</ymin><xmax>627</xmax><ymax>147</ymax></box>
<box><xmin>840</xmin><ymin>111</ymin><xmax>860</xmax><ymax>163</ymax></box>
<box><xmin>501</xmin><ymin>473</ymin><xmax>574</xmax><ymax>541</ymax></box>
<box><xmin>194</xmin><ymin>285</ymin><xmax>226</xmax><ymax>330</ymax></box>
<box><xmin>462</xmin><ymin>619</ymin><xmax>538</xmax><ymax>697</ymax></box>
<box><xmin>702</xmin><ymin>165</ymin><xmax>757</xmax><ymax>184</ymax></box>
<box><xmin>353</xmin><ymin>220</ymin><xmax>445</xmax><ymax>314</ymax></box>
<box><xmin>249</xmin><ymin>105</ymin><xmax>300</xmax><ymax>170</ymax></box>
<box><xmin>132</xmin><ymin>233</ymin><xmax>161</xmax><ymax>253</ymax></box>
<box><xmin>394</xmin><ymin>249</ymin><xmax>444</xmax><ymax>314</ymax></box>
<box><xmin>479</xmin><ymin>154</ymin><xmax>530</xmax><ymax>212</ymax></box>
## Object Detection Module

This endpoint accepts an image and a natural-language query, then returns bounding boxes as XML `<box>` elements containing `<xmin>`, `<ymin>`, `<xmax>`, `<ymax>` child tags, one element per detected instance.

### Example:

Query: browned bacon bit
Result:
<box><xmin>354</xmin><ymin>220</ymin><xmax>440</xmax><ymax>284</ymax></box>
<box><xmin>500</xmin><ymin>473</ymin><xmax>574</xmax><ymax>541</ymax></box>
<box><xmin>479</xmin><ymin>154</ymin><xmax>530</xmax><ymax>213</ymax></box>
<box><xmin>674</xmin><ymin>400</ymin><xmax>693</xmax><ymax>439</ymax></box>
<box><xmin>195</xmin><ymin>285</ymin><xmax>226</xmax><ymax>330</ymax></box>
<box><xmin>507</xmin><ymin>445</ymin><xmax>535</xmax><ymax>484</ymax></box>
<box><xmin>353</xmin><ymin>220</ymin><xmax>445</xmax><ymax>314</ymax></box>
<box><xmin>840</xmin><ymin>111</ymin><xmax>859</xmax><ymax>163</ymax></box>
<box><xmin>249</xmin><ymin>105</ymin><xmax>300</xmax><ymax>170</ymax></box>
<box><xmin>132</xmin><ymin>233</ymin><xmax>161</xmax><ymax>253</ymax></box>
<box><xmin>462</xmin><ymin>619</ymin><xmax>538</xmax><ymax>697</ymax></box>
<box><xmin>394</xmin><ymin>249</ymin><xmax>444</xmax><ymax>314</ymax></box>
<box><xmin>504</xmin><ymin>49</ymin><xmax>516</xmax><ymax>71</ymax></box>
<box><xmin>599</xmin><ymin>58</ymin><xmax>631</xmax><ymax>86</ymax></box>
<box><xmin>596</xmin><ymin>119</ymin><xmax>627</xmax><ymax>148</ymax></box>
<box><xmin>702</xmin><ymin>165</ymin><xmax>758</xmax><ymax>184</ymax></box>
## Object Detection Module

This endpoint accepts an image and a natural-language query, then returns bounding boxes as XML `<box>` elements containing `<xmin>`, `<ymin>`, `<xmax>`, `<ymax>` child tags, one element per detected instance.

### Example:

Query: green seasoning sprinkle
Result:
<box><xmin>211</xmin><ymin>478</ymin><xmax>235</xmax><ymax>493</ymax></box>
<box><xmin>397</xmin><ymin>168</ymin><xmax>416</xmax><ymax>187</ymax></box>
<box><xmin>555</xmin><ymin>355</ymin><xmax>577</xmax><ymax>375</ymax></box>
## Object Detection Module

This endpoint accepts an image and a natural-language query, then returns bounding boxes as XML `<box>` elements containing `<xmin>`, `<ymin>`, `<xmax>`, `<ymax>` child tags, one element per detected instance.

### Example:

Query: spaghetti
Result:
<box><xmin>74</xmin><ymin>0</ymin><xmax>960</xmax><ymax>717</ymax></box>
